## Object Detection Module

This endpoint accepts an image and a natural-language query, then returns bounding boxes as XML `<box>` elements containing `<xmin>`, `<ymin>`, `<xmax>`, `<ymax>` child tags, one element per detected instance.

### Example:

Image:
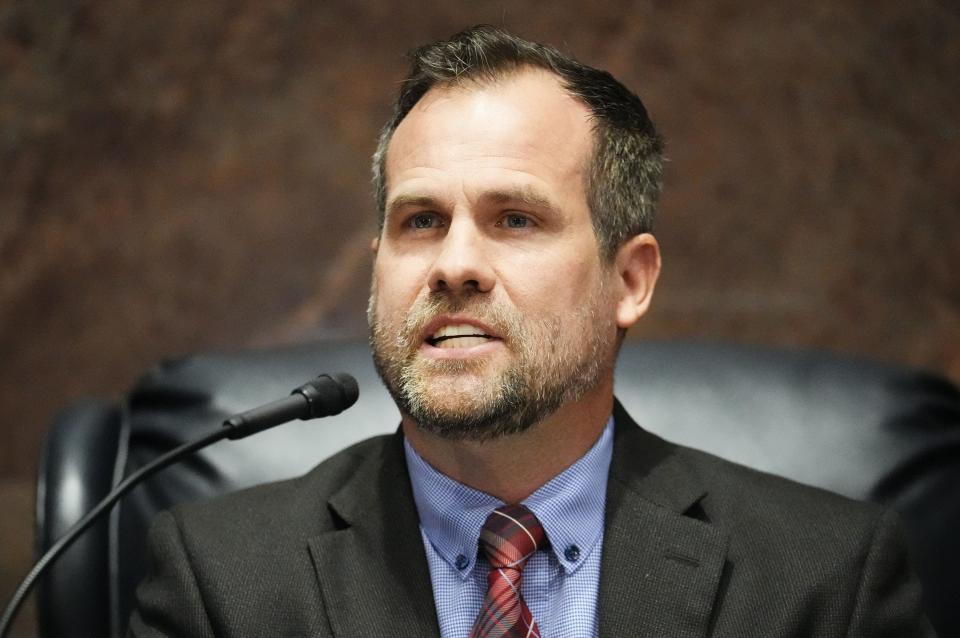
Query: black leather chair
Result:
<box><xmin>35</xmin><ymin>340</ymin><xmax>960</xmax><ymax>637</ymax></box>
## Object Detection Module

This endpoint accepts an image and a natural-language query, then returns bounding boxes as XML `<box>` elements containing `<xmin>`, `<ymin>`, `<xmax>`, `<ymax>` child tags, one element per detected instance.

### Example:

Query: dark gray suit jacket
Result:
<box><xmin>129</xmin><ymin>403</ymin><xmax>933</xmax><ymax>637</ymax></box>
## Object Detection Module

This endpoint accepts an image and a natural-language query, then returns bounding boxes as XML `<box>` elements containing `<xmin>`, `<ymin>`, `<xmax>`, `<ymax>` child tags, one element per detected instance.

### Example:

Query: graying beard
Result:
<box><xmin>399</xmin><ymin>363</ymin><xmax>566</xmax><ymax>442</ymax></box>
<box><xmin>378</xmin><ymin>319</ymin><xmax>607</xmax><ymax>442</ymax></box>
<box><xmin>368</xmin><ymin>280</ymin><xmax>613</xmax><ymax>442</ymax></box>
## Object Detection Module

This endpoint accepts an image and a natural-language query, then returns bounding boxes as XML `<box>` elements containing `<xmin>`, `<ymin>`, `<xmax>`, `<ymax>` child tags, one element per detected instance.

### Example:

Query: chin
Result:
<box><xmin>400</xmin><ymin>372</ymin><xmax>522</xmax><ymax>438</ymax></box>
<box><xmin>417</xmin><ymin>374</ymin><xmax>495</xmax><ymax>412</ymax></box>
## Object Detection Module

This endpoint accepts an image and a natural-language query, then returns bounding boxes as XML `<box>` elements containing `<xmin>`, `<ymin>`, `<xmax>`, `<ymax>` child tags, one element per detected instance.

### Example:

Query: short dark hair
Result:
<box><xmin>372</xmin><ymin>25</ymin><xmax>664</xmax><ymax>260</ymax></box>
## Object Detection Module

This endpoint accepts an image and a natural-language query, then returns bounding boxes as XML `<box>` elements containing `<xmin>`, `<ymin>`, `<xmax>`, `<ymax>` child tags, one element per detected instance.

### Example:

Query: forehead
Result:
<box><xmin>384</xmin><ymin>69</ymin><xmax>595</xmax><ymax>209</ymax></box>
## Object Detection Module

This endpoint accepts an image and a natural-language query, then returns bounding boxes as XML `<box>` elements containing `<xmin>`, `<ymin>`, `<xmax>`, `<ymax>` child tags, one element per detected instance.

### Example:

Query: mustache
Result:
<box><xmin>399</xmin><ymin>291</ymin><xmax>518</xmax><ymax>343</ymax></box>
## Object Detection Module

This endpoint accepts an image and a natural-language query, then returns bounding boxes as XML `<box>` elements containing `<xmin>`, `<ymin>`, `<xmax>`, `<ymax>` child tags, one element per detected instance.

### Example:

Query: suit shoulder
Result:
<box><xmin>676</xmin><ymin>442</ymin><xmax>882</xmax><ymax>524</ymax></box>
<box><xmin>645</xmin><ymin>438</ymin><xmax>929</xmax><ymax>635</ymax></box>
<box><xmin>664</xmin><ymin>441</ymin><xmax>895</xmax><ymax>576</ymax></box>
<box><xmin>134</xmin><ymin>435</ymin><xmax>399</xmax><ymax>635</ymax></box>
<box><xmin>170</xmin><ymin>433</ymin><xmax>395</xmax><ymax>534</ymax></box>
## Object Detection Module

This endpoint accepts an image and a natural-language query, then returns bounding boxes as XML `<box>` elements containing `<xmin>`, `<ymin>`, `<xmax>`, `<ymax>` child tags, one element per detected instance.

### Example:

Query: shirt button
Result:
<box><xmin>564</xmin><ymin>545</ymin><xmax>581</xmax><ymax>562</ymax></box>
<box><xmin>455</xmin><ymin>554</ymin><xmax>470</xmax><ymax>570</ymax></box>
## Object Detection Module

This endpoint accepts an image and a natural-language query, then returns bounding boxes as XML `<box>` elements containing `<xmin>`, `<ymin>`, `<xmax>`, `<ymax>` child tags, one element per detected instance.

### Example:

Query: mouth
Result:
<box><xmin>424</xmin><ymin>322</ymin><xmax>500</xmax><ymax>350</ymax></box>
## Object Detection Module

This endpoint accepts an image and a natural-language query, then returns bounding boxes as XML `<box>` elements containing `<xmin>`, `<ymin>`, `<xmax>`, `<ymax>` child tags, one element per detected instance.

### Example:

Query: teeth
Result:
<box><xmin>428</xmin><ymin>323</ymin><xmax>494</xmax><ymax>348</ymax></box>
<box><xmin>435</xmin><ymin>336</ymin><xmax>490</xmax><ymax>349</ymax></box>
<box><xmin>431</xmin><ymin>323</ymin><xmax>490</xmax><ymax>340</ymax></box>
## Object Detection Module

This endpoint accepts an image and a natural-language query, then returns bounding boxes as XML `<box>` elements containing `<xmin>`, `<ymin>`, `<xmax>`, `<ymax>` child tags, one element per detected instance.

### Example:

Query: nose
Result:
<box><xmin>428</xmin><ymin>217</ymin><xmax>496</xmax><ymax>294</ymax></box>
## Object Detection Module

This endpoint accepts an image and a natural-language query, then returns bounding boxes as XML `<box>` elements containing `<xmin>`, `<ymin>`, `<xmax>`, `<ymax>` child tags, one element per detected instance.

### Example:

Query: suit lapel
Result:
<box><xmin>304</xmin><ymin>405</ymin><xmax>727</xmax><ymax>637</ymax></box>
<box><xmin>599</xmin><ymin>403</ymin><xmax>728</xmax><ymax>638</ymax></box>
<box><xmin>308</xmin><ymin>431</ymin><xmax>441</xmax><ymax>638</ymax></box>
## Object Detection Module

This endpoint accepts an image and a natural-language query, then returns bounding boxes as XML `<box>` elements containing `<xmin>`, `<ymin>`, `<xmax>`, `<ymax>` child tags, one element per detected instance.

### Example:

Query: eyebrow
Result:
<box><xmin>386</xmin><ymin>195</ymin><xmax>441</xmax><ymax>219</ymax></box>
<box><xmin>482</xmin><ymin>186</ymin><xmax>558</xmax><ymax>213</ymax></box>
<box><xmin>386</xmin><ymin>186</ymin><xmax>558</xmax><ymax>219</ymax></box>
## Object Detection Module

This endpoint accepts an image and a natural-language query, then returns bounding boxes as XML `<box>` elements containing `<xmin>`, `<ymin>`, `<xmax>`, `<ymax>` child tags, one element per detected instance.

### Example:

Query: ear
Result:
<box><xmin>612</xmin><ymin>233</ymin><xmax>661</xmax><ymax>329</ymax></box>
<box><xmin>370</xmin><ymin>236</ymin><xmax>380</xmax><ymax>254</ymax></box>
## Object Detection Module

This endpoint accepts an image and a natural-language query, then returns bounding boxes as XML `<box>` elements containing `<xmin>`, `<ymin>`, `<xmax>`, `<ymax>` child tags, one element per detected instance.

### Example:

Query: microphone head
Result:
<box><xmin>328</xmin><ymin>372</ymin><xmax>359</xmax><ymax>409</ymax></box>
<box><xmin>295</xmin><ymin>372</ymin><xmax>359</xmax><ymax>418</ymax></box>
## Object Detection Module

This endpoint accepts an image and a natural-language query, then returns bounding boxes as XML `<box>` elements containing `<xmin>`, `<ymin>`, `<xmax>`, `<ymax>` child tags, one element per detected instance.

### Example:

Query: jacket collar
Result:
<box><xmin>308</xmin><ymin>431</ymin><xmax>442</xmax><ymax>638</ymax></box>
<box><xmin>598</xmin><ymin>400</ymin><xmax>728</xmax><ymax>637</ymax></box>
<box><xmin>308</xmin><ymin>401</ymin><xmax>727</xmax><ymax>637</ymax></box>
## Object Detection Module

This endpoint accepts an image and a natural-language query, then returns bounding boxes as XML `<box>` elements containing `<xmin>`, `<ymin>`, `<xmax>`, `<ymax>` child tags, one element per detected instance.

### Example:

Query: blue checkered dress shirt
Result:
<box><xmin>404</xmin><ymin>417</ymin><xmax>614</xmax><ymax>638</ymax></box>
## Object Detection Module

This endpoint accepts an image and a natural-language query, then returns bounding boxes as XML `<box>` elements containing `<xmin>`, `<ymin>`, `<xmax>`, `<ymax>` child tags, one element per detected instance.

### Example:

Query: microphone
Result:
<box><xmin>0</xmin><ymin>373</ymin><xmax>359</xmax><ymax>638</ymax></box>
<box><xmin>224</xmin><ymin>372</ymin><xmax>359</xmax><ymax>439</ymax></box>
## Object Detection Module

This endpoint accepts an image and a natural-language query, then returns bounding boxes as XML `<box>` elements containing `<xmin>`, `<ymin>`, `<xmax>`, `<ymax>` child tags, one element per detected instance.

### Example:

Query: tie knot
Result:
<box><xmin>478</xmin><ymin>504</ymin><xmax>546</xmax><ymax>571</ymax></box>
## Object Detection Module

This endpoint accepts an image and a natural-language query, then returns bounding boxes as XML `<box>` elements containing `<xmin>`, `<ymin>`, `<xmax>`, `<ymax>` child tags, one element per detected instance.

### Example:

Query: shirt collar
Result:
<box><xmin>404</xmin><ymin>416</ymin><xmax>614</xmax><ymax>579</ymax></box>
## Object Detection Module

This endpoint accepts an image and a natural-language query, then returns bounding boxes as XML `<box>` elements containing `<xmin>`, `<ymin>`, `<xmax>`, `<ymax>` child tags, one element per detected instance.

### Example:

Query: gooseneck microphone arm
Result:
<box><xmin>0</xmin><ymin>373</ymin><xmax>359</xmax><ymax>638</ymax></box>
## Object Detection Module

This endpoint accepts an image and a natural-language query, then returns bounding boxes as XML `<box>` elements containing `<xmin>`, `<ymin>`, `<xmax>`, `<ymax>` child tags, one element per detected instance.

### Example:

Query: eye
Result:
<box><xmin>499</xmin><ymin>213</ymin><xmax>533</xmax><ymax>229</ymax></box>
<box><xmin>406</xmin><ymin>212</ymin><xmax>443</xmax><ymax>229</ymax></box>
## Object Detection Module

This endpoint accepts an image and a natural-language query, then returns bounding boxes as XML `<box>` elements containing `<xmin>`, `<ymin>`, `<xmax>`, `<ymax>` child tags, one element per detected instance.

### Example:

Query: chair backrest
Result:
<box><xmin>36</xmin><ymin>340</ymin><xmax>960</xmax><ymax>637</ymax></box>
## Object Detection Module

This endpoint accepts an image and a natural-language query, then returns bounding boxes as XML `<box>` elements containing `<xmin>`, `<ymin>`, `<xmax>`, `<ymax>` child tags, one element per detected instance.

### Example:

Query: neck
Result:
<box><xmin>402</xmin><ymin>380</ymin><xmax>614</xmax><ymax>503</ymax></box>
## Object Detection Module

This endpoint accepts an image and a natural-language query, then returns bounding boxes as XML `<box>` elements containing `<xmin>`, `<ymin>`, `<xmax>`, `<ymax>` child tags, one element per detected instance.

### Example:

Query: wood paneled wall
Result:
<box><xmin>1</xmin><ymin>0</ymin><xmax>957</xmax><ymax>491</ymax></box>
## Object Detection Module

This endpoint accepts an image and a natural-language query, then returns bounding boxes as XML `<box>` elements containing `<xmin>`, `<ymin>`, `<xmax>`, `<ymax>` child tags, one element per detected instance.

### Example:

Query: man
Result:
<box><xmin>130</xmin><ymin>26</ymin><xmax>932</xmax><ymax>637</ymax></box>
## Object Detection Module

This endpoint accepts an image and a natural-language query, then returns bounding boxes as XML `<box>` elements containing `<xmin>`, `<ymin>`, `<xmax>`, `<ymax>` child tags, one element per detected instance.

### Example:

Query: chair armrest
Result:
<box><xmin>36</xmin><ymin>400</ymin><xmax>123</xmax><ymax>638</ymax></box>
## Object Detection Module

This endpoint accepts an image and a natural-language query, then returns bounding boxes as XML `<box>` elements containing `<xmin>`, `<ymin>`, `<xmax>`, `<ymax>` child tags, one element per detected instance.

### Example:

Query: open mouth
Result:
<box><xmin>425</xmin><ymin>323</ymin><xmax>498</xmax><ymax>349</ymax></box>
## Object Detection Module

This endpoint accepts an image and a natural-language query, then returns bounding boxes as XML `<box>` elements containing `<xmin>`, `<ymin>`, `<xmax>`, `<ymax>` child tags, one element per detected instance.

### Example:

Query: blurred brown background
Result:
<box><xmin>1</xmin><ymin>1</ymin><xmax>958</xmax><ymax>633</ymax></box>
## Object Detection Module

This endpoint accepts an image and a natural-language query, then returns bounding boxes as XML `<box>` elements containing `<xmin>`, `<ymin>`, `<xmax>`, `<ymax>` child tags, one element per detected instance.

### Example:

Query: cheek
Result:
<box><xmin>504</xmin><ymin>272</ymin><xmax>589</xmax><ymax>319</ymax></box>
<box><xmin>511</xmin><ymin>251</ymin><xmax>600</xmax><ymax>304</ymax></box>
<box><xmin>373</xmin><ymin>254</ymin><xmax>427</xmax><ymax>313</ymax></box>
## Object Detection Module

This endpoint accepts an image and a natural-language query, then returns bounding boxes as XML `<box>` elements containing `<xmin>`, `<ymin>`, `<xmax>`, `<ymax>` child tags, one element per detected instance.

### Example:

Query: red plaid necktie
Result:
<box><xmin>469</xmin><ymin>504</ymin><xmax>546</xmax><ymax>638</ymax></box>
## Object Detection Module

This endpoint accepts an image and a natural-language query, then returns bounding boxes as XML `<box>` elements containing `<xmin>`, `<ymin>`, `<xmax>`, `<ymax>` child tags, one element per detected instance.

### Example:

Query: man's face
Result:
<box><xmin>369</xmin><ymin>69</ymin><xmax>622</xmax><ymax>440</ymax></box>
